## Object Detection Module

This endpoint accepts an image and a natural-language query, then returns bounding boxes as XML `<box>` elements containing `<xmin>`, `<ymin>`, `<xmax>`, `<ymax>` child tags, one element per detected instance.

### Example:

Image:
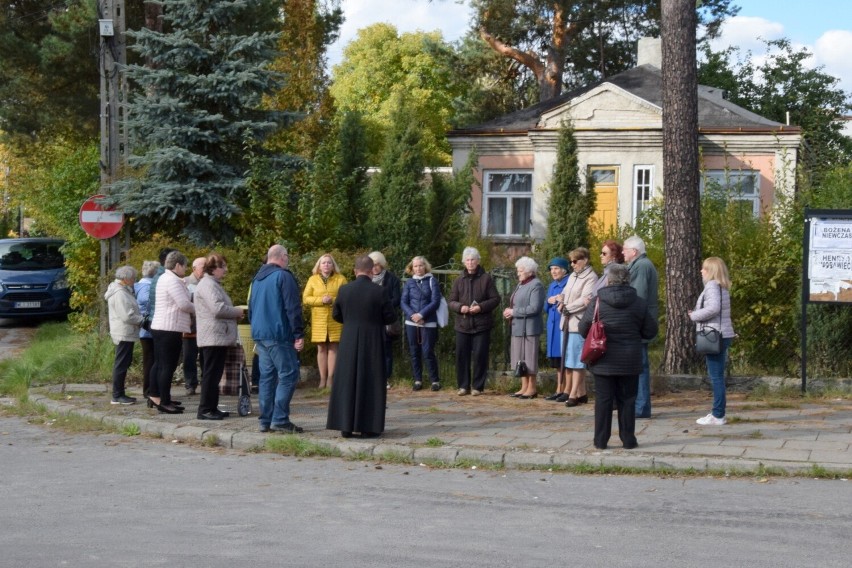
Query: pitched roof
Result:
<box><xmin>449</xmin><ymin>65</ymin><xmax>791</xmax><ymax>135</ymax></box>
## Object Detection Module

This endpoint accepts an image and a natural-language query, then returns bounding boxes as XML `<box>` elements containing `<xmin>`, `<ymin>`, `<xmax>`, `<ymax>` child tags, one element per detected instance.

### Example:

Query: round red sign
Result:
<box><xmin>79</xmin><ymin>195</ymin><xmax>124</xmax><ymax>239</ymax></box>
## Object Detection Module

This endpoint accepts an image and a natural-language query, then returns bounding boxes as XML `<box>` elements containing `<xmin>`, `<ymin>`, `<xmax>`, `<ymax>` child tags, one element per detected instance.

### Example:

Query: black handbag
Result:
<box><xmin>695</xmin><ymin>295</ymin><xmax>722</xmax><ymax>355</ymax></box>
<box><xmin>513</xmin><ymin>360</ymin><xmax>528</xmax><ymax>377</ymax></box>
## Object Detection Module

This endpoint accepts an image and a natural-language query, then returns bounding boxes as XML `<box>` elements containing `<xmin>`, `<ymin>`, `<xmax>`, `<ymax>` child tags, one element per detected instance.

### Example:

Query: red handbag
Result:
<box><xmin>580</xmin><ymin>299</ymin><xmax>607</xmax><ymax>364</ymax></box>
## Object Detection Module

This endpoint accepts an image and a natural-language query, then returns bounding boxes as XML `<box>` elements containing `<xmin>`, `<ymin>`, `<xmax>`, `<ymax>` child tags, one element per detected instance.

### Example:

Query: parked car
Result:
<box><xmin>0</xmin><ymin>238</ymin><xmax>71</xmax><ymax>319</ymax></box>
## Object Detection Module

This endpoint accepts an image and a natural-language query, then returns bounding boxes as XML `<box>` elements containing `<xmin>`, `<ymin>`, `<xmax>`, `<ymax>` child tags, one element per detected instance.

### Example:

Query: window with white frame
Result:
<box><xmin>483</xmin><ymin>170</ymin><xmax>532</xmax><ymax>237</ymax></box>
<box><xmin>701</xmin><ymin>170</ymin><xmax>760</xmax><ymax>216</ymax></box>
<box><xmin>633</xmin><ymin>165</ymin><xmax>654</xmax><ymax>224</ymax></box>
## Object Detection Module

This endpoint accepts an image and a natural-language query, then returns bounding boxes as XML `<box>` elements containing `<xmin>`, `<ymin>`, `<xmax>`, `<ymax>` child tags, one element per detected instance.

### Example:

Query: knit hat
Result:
<box><xmin>548</xmin><ymin>257</ymin><xmax>569</xmax><ymax>271</ymax></box>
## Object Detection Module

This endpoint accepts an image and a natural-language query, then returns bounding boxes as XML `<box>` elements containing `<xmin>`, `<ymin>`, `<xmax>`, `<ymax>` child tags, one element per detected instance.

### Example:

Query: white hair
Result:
<box><xmin>515</xmin><ymin>256</ymin><xmax>538</xmax><ymax>275</ymax></box>
<box><xmin>115</xmin><ymin>265</ymin><xmax>137</xmax><ymax>281</ymax></box>
<box><xmin>462</xmin><ymin>247</ymin><xmax>480</xmax><ymax>261</ymax></box>
<box><xmin>623</xmin><ymin>235</ymin><xmax>646</xmax><ymax>255</ymax></box>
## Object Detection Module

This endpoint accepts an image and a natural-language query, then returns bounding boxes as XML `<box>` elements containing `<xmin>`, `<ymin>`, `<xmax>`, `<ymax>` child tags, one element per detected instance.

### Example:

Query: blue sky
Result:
<box><xmin>328</xmin><ymin>0</ymin><xmax>852</xmax><ymax>94</ymax></box>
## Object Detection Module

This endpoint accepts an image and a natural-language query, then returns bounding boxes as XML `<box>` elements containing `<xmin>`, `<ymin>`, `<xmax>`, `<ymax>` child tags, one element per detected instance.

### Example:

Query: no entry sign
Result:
<box><xmin>79</xmin><ymin>195</ymin><xmax>124</xmax><ymax>239</ymax></box>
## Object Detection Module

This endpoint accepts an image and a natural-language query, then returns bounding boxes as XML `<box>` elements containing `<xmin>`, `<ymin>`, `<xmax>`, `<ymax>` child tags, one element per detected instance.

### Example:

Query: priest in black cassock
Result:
<box><xmin>326</xmin><ymin>255</ymin><xmax>396</xmax><ymax>438</ymax></box>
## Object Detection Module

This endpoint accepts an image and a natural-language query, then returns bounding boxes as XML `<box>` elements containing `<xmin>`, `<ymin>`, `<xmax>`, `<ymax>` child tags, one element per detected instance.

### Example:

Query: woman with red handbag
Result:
<box><xmin>578</xmin><ymin>264</ymin><xmax>657</xmax><ymax>450</ymax></box>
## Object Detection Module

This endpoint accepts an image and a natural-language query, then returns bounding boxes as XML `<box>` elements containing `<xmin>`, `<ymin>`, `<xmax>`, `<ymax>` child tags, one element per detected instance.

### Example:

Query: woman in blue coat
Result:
<box><xmin>400</xmin><ymin>256</ymin><xmax>441</xmax><ymax>391</ymax></box>
<box><xmin>543</xmin><ymin>257</ymin><xmax>570</xmax><ymax>400</ymax></box>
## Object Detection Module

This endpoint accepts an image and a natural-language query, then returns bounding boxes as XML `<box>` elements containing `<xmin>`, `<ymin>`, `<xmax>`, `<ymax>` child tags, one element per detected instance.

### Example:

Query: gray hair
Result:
<box><xmin>623</xmin><ymin>235</ymin><xmax>646</xmax><ymax>255</ymax></box>
<box><xmin>164</xmin><ymin>250</ymin><xmax>188</xmax><ymax>270</ymax></box>
<box><xmin>607</xmin><ymin>263</ymin><xmax>631</xmax><ymax>286</ymax></box>
<box><xmin>115</xmin><ymin>265</ymin><xmax>137</xmax><ymax>281</ymax></box>
<box><xmin>141</xmin><ymin>260</ymin><xmax>160</xmax><ymax>279</ymax></box>
<box><xmin>268</xmin><ymin>244</ymin><xmax>288</xmax><ymax>263</ymax></box>
<box><xmin>462</xmin><ymin>247</ymin><xmax>481</xmax><ymax>261</ymax></box>
<box><xmin>515</xmin><ymin>256</ymin><xmax>538</xmax><ymax>275</ymax></box>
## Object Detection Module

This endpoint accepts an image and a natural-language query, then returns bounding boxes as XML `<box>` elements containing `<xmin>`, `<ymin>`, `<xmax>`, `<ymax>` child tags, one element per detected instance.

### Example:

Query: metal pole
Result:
<box><xmin>800</xmin><ymin>208</ymin><xmax>811</xmax><ymax>393</ymax></box>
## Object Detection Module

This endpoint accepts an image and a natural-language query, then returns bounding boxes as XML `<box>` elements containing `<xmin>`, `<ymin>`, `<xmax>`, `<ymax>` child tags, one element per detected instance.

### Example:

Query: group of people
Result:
<box><xmin>105</xmin><ymin>238</ymin><xmax>735</xmax><ymax>448</ymax></box>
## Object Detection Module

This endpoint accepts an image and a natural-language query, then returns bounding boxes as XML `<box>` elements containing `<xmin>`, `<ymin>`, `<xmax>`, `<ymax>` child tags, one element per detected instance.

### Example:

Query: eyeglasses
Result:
<box><xmin>600</xmin><ymin>251</ymin><xmax>609</xmax><ymax>256</ymax></box>
<box><xmin>570</xmin><ymin>259</ymin><xmax>585</xmax><ymax>264</ymax></box>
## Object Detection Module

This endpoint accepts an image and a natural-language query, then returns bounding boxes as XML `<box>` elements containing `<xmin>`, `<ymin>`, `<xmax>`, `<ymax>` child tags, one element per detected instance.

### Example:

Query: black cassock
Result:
<box><xmin>326</xmin><ymin>275</ymin><xmax>396</xmax><ymax>434</ymax></box>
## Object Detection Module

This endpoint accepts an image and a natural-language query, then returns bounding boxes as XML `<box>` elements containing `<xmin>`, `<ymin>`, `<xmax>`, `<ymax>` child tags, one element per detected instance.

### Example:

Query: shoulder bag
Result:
<box><xmin>695</xmin><ymin>294</ymin><xmax>722</xmax><ymax>355</ymax></box>
<box><xmin>580</xmin><ymin>299</ymin><xmax>607</xmax><ymax>364</ymax></box>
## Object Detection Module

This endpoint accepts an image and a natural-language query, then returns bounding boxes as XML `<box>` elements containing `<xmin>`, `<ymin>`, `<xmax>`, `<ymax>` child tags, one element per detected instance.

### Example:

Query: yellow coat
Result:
<box><xmin>303</xmin><ymin>272</ymin><xmax>347</xmax><ymax>342</ymax></box>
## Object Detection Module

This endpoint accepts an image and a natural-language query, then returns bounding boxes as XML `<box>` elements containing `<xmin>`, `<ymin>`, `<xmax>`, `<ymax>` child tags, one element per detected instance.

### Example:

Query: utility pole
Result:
<box><xmin>98</xmin><ymin>0</ymin><xmax>127</xmax><ymax>270</ymax></box>
<box><xmin>98</xmin><ymin>0</ymin><xmax>127</xmax><ymax>332</ymax></box>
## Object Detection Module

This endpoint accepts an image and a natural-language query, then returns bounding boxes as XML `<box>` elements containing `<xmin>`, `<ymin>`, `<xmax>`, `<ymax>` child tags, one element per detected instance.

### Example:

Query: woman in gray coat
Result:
<box><xmin>194</xmin><ymin>253</ymin><xmax>244</xmax><ymax>420</ymax></box>
<box><xmin>503</xmin><ymin>256</ymin><xmax>545</xmax><ymax>399</ymax></box>
<box><xmin>105</xmin><ymin>265</ymin><xmax>143</xmax><ymax>405</ymax></box>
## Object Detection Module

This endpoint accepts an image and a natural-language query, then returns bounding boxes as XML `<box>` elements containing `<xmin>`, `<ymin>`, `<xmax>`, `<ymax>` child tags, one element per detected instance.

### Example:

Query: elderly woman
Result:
<box><xmin>592</xmin><ymin>239</ymin><xmax>624</xmax><ymax>298</ymax></box>
<box><xmin>105</xmin><ymin>265</ymin><xmax>143</xmax><ymax>405</ymax></box>
<box><xmin>303</xmin><ymin>253</ymin><xmax>347</xmax><ymax>389</ymax></box>
<box><xmin>149</xmin><ymin>250</ymin><xmax>194</xmax><ymax>414</ymax></box>
<box><xmin>448</xmin><ymin>247</ymin><xmax>501</xmax><ymax>396</ymax></box>
<box><xmin>544</xmin><ymin>257</ymin><xmax>570</xmax><ymax>401</ymax></box>
<box><xmin>560</xmin><ymin>247</ymin><xmax>599</xmax><ymax>407</ymax></box>
<box><xmin>194</xmin><ymin>253</ymin><xmax>244</xmax><ymax>420</ymax></box>
<box><xmin>689</xmin><ymin>257</ymin><xmax>736</xmax><ymax>426</ymax></box>
<box><xmin>503</xmin><ymin>256</ymin><xmax>545</xmax><ymax>399</ymax></box>
<box><xmin>134</xmin><ymin>260</ymin><xmax>160</xmax><ymax>398</ymax></box>
<box><xmin>578</xmin><ymin>264</ymin><xmax>657</xmax><ymax>449</ymax></box>
<box><xmin>401</xmin><ymin>255</ymin><xmax>442</xmax><ymax>391</ymax></box>
<box><xmin>369</xmin><ymin>251</ymin><xmax>402</xmax><ymax>384</ymax></box>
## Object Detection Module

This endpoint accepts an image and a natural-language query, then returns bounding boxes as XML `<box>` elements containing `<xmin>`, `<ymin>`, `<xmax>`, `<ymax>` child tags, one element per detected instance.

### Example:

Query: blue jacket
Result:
<box><xmin>545</xmin><ymin>276</ymin><xmax>568</xmax><ymax>358</ymax></box>
<box><xmin>249</xmin><ymin>264</ymin><xmax>304</xmax><ymax>342</ymax></box>
<box><xmin>401</xmin><ymin>274</ymin><xmax>440</xmax><ymax>325</ymax></box>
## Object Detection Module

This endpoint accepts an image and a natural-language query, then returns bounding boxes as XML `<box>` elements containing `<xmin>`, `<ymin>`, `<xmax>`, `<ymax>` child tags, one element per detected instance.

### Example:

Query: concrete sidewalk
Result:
<box><xmin>28</xmin><ymin>383</ymin><xmax>852</xmax><ymax>476</ymax></box>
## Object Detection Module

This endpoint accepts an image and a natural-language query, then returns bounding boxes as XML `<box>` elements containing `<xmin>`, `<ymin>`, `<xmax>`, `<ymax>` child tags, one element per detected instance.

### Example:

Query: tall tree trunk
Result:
<box><xmin>661</xmin><ymin>0</ymin><xmax>702</xmax><ymax>373</ymax></box>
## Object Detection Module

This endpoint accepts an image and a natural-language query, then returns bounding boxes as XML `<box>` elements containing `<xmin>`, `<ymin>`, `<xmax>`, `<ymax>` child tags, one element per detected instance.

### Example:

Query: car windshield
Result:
<box><xmin>0</xmin><ymin>241</ymin><xmax>65</xmax><ymax>271</ymax></box>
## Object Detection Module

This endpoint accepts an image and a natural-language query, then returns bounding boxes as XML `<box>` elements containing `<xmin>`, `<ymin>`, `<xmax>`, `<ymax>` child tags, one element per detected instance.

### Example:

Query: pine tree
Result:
<box><xmin>425</xmin><ymin>151</ymin><xmax>477</xmax><ymax>265</ymax></box>
<box><xmin>113</xmin><ymin>0</ymin><xmax>282</xmax><ymax>244</ymax></box>
<box><xmin>542</xmin><ymin>122</ymin><xmax>595</xmax><ymax>259</ymax></box>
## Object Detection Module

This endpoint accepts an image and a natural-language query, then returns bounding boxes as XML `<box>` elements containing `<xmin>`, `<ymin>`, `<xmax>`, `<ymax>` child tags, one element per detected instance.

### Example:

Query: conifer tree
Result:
<box><xmin>425</xmin><ymin>151</ymin><xmax>477</xmax><ymax>265</ymax></box>
<box><xmin>113</xmin><ymin>0</ymin><xmax>281</xmax><ymax>243</ymax></box>
<box><xmin>542</xmin><ymin>122</ymin><xmax>595</xmax><ymax>259</ymax></box>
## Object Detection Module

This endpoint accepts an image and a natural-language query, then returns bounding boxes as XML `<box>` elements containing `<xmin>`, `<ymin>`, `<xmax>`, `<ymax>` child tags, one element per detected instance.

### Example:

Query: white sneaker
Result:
<box><xmin>696</xmin><ymin>413</ymin><xmax>727</xmax><ymax>426</ymax></box>
<box><xmin>471</xmin><ymin>389</ymin><xmax>481</xmax><ymax>396</ymax></box>
<box><xmin>457</xmin><ymin>388</ymin><xmax>469</xmax><ymax>396</ymax></box>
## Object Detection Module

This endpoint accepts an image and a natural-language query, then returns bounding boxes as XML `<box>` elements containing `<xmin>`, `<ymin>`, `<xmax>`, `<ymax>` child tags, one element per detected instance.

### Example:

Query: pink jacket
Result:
<box><xmin>151</xmin><ymin>269</ymin><xmax>194</xmax><ymax>333</ymax></box>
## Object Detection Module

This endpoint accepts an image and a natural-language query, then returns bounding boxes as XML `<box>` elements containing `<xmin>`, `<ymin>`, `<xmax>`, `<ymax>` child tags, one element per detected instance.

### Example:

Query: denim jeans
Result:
<box><xmin>405</xmin><ymin>325</ymin><xmax>439</xmax><ymax>383</ymax></box>
<box><xmin>705</xmin><ymin>337</ymin><xmax>732</xmax><ymax>418</ymax></box>
<box><xmin>256</xmin><ymin>340</ymin><xmax>300</xmax><ymax>427</ymax></box>
<box><xmin>634</xmin><ymin>345</ymin><xmax>651</xmax><ymax>418</ymax></box>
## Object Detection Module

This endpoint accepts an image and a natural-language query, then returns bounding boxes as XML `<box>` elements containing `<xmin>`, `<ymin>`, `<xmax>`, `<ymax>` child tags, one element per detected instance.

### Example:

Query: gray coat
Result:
<box><xmin>194</xmin><ymin>275</ymin><xmax>242</xmax><ymax>347</ymax></box>
<box><xmin>510</xmin><ymin>278</ymin><xmax>545</xmax><ymax>336</ymax></box>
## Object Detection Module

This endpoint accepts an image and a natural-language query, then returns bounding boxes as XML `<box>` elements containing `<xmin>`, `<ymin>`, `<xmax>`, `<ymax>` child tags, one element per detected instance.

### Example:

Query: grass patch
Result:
<box><xmin>425</xmin><ymin>437</ymin><xmax>445</xmax><ymax>447</ymax></box>
<box><xmin>39</xmin><ymin>412</ymin><xmax>112</xmax><ymax>434</ymax></box>
<box><xmin>0</xmin><ymin>323</ymin><xmax>112</xmax><ymax>397</ymax></box>
<box><xmin>121</xmin><ymin>423</ymin><xmax>141</xmax><ymax>436</ymax></box>
<box><xmin>201</xmin><ymin>434</ymin><xmax>220</xmax><ymax>447</ymax></box>
<box><xmin>265</xmin><ymin>436</ymin><xmax>341</xmax><ymax>457</ymax></box>
<box><xmin>374</xmin><ymin>450</ymin><xmax>413</xmax><ymax>464</ymax></box>
<box><xmin>807</xmin><ymin>464</ymin><xmax>852</xmax><ymax>479</ymax></box>
<box><xmin>409</xmin><ymin>406</ymin><xmax>442</xmax><ymax>413</ymax></box>
<box><xmin>452</xmin><ymin>458</ymin><xmax>504</xmax><ymax>470</ymax></box>
<box><xmin>747</xmin><ymin>430</ymin><xmax>764</xmax><ymax>439</ymax></box>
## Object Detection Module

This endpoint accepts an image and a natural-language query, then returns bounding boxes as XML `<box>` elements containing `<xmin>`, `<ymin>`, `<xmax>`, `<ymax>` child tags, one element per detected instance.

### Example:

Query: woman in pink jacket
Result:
<box><xmin>149</xmin><ymin>250</ymin><xmax>195</xmax><ymax>414</ymax></box>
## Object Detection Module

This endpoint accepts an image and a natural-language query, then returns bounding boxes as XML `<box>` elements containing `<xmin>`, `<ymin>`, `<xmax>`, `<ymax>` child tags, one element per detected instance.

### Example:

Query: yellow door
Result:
<box><xmin>590</xmin><ymin>167</ymin><xmax>618</xmax><ymax>234</ymax></box>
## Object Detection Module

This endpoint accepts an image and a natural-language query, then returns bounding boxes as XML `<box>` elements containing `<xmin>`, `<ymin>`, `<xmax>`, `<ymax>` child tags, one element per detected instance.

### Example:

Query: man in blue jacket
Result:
<box><xmin>249</xmin><ymin>244</ymin><xmax>305</xmax><ymax>433</ymax></box>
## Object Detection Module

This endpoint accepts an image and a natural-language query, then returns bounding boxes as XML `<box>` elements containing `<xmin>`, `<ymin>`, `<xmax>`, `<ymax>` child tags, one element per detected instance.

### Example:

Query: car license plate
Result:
<box><xmin>15</xmin><ymin>301</ymin><xmax>41</xmax><ymax>309</ymax></box>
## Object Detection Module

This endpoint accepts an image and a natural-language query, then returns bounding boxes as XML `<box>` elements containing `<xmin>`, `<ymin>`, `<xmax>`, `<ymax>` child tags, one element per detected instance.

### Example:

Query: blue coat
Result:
<box><xmin>401</xmin><ymin>274</ymin><xmax>441</xmax><ymax>325</ymax></box>
<box><xmin>249</xmin><ymin>264</ymin><xmax>304</xmax><ymax>342</ymax></box>
<box><xmin>545</xmin><ymin>276</ymin><xmax>568</xmax><ymax>357</ymax></box>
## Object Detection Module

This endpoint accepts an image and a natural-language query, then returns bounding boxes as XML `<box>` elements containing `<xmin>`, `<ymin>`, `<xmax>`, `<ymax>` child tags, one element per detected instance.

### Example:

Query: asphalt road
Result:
<box><xmin>1</xmin><ymin>415</ymin><xmax>850</xmax><ymax>568</ymax></box>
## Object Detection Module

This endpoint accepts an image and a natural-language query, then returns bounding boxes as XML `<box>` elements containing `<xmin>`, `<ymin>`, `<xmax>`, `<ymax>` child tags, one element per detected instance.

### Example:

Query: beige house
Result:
<box><xmin>447</xmin><ymin>38</ymin><xmax>802</xmax><ymax>248</ymax></box>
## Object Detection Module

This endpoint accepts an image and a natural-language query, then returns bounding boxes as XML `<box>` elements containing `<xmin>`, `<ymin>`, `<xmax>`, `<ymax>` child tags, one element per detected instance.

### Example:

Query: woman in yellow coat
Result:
<box><xmin>303</xmin><ymin>254</ymin><xmax>347</xmax><ymax>389</ymax></box>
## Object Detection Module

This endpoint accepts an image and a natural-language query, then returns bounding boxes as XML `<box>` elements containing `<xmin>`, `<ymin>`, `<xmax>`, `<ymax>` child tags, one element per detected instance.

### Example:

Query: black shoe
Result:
<box><xmin>171</xmin><ymin>400</ymin><xmax>183</xmax><ymax>407</ymax></box>
<box><xmin>545</xmin><ymin>393</ymin><xmax>562</xmax><ymax>401</ymax></box>
<box><xmin>623</xmin><ymin>441</ymin><xmax>638</xmax><ymax>450</ymax></box>
<box><xmin>213</xmin><ymin>409</ymin><xmax>230</xmax><ymax>418</ymax></box>
<box><xmin>259</xmin><ymin>424</ymin><xmax>270</xmax><ymax>433</ymax></box>
<box><xmin>360</xmin><ymin>432</ymin><xmax>380</xmax><ymax>438</ymax></box>
<box><xmin>519</xmin><ymin>393</ymin><xmax>537</xmax><ymax>399</ymax></box>
<box><xmin>577</xmin><ymin>395</ymin><xmax>589</xmax><ymax>404</ymax></box>
<box><xmin>197</xmin><ymin>411</ymin><xmax>224</xmax><ymax>421</ymax></box>
<box><xmin>270</xmin><ymin>423</ymin><xmax>304</xmax><ymax>434</ymax></box>
<box><xmin>430</xmin><ymin>382</ymin><xmax>441</xmax><ymax>391</ymax></box>
<box><xmin>412</xmin><ymin>381</ymin><xmax>423</xmax><ymax>391</ymax></box>
<box><xmin>341</xmin><ymin>431</ymin><xmax>353</xmax><ymax>438</ymax></box>
<box><xmin>155</xmin><ymin>403</ymin><xmax>183</xmax><ymax>414</ymax></box>
<box><xmin>555</xmin><ymin>393</ymin><xmax>570</xmax><ymax>403</ymax></box>
<box><xmin>111</xmin><ymin>395</ymin><xmax>137</xmax><ymax>405</ymax></box>
<box><xmin>508</xmin><ymin>392</ymin><xmax>523</xmax><ymax>398</ymax></box>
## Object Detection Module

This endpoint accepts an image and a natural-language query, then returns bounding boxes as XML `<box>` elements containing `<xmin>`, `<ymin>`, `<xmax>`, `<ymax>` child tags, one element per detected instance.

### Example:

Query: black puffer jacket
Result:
<box><xmin>578</xmin><ymin>285</ymin><xmax>658</xmax><ymax>376</ymax></box>
<box><xmin>448</xmin><ymin>266</ymin><xmax>501</xmax><ymax>334</ymax></box>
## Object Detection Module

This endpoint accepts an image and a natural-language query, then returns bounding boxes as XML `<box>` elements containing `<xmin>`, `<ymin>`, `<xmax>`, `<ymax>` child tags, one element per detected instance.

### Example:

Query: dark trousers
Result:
<box><xmin>405</xmin><ymin>325</ymin><xmax>439</xmax><ymax>383</ymax></box>
<box><xmin>455</xmin><ymin>330</ymin><xmax>490</xmax><ymax>391</ymax></box>
<box><xmin>198</xmin><ymin>346</ymin><xmax>226</xmax><ymax>416</ymax></box>
<box><xmin>140</xmin><ymin>338</ymin><xmax>154</xmax><ymax>398</ymax></box>
<box><xmin>151</xmin><ymin>329</ymin><xmax>182</xmax><ymax>404</ymax></box>
<box><xmin>382</xmin><ymin>337</ymin><xmax>394</xmax><ymax>380</ymax></box>
<box><xmin>183</xmin><ymin>336</ymin><xmax>199</xmax><ymax>389</ymax></box>
<box><xmin>593</xmin><ymin>373</ymin><xmax>639</xmax><ymax>449</ymax></box>
<box><xmin>111</xmin><ymin>341</ymin><xmax>134</xmax><ymax>398</ymax></box>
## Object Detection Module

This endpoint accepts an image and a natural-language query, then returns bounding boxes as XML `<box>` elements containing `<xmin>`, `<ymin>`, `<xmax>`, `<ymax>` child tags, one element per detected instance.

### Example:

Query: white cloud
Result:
<box><xmin>710</xmin><ymin>15</ymin><xmax>786</xmax><ymax>53</ymax></box>
<box><xmin>814</xmin><ymin>30</ymin><xmax>852</xmax><ymax>94</ymax></box>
